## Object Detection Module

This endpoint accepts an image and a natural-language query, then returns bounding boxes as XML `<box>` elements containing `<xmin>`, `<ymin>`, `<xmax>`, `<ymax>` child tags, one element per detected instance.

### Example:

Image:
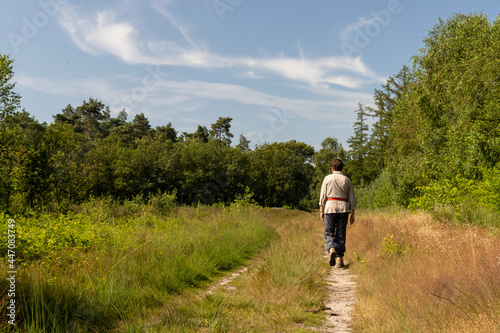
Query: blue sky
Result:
<box><xmin>2</xmin><ymin>0</ymin><xmax>499</xmax><ymax>149</ymax></box>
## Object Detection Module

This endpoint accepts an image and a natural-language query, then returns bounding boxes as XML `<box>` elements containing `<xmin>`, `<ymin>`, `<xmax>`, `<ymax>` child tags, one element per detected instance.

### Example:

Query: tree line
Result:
<box><xmin>0</xmin><ymin>96</ymin><xmax>325</xmax><ymax>211</ymax></box>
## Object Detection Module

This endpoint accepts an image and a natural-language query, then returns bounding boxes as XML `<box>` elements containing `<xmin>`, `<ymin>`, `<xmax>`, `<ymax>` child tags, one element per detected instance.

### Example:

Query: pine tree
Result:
<box><xmin>347</xmin><ymin>103</ymin><xmax>370</xmax><ymax>186</ymax></box>
<box><xmin>210</xmin><ymin>117</ymin><xmax>234</xmax><ymax>144</ymax></box>
<box><xmin>236</xmin><ymin>134</ymin><xmax>251</xmax><ymax>152</ymax></box>
<box><xmin>132</xmin><ymin>113</ymin><xmax>151</xmax><ymax>139</ymax></box>
<box><xmin>369</xmin><ymin>65</ymin><xmax>413</xmax><ymax>171</ymax></box>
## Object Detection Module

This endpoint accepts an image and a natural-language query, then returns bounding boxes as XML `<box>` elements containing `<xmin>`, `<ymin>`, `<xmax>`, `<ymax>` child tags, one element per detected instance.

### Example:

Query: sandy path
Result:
<box><xmin>203</xmin><ymin>266</ymin><xmax>249</xmax><ymax>295</ymax></box>
<box><xmin>322</xmin><ymin>262</ymin><xmax>357</xmax><ymax>332</ymax></box>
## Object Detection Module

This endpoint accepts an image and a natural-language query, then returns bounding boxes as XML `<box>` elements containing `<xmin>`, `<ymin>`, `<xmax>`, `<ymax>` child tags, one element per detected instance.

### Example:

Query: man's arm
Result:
<box><xmin>349</xmin><ymin>209</ymin><xmax>355</xmax><ymax>224</ymax></box>
<box><xmin>319</xmin><ymin>177</ymin><xmax>327</xmax><ymax>220</ymax></box>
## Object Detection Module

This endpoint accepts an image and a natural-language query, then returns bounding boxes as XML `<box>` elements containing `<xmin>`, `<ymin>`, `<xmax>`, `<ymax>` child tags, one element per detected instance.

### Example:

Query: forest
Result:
<box><xmin>1</xmin><ymin>12</ymin><xmax>500</xmax><ymax>225</ymax></box>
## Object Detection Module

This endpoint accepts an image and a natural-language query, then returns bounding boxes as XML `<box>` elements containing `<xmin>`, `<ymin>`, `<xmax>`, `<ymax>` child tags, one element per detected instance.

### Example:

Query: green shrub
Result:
<box><xmin>230</xmin><ymin>187</ymin><xmax>258</xmax><ymax>209</ymax></box>
<box><xmin>409</xmin><ymin>170</ymin><xmax>500</xmax><ymax>228</ymax></box>
<box><xmin>473</xmin><ymin>165</ymin><xmax>500</xmax><ymax>211</ymax></box>
<box><xmin>380</xmin><ymin>234</ymin><xmax>411</xmax><ymax>258</ymax></box>
<box><xmin>357</xmin><ymin>171</ymin><xmax>397</xmax><ymax>209</ymax></box>
<box><xmin>149</xmin><ymin>189</ymin><xmax>177</xmax><ymax>215</ymax></box>
<box><xmin>0</xmin><ymin>212</ymin><xmax>105</xmax><ymax>262</ymax></box>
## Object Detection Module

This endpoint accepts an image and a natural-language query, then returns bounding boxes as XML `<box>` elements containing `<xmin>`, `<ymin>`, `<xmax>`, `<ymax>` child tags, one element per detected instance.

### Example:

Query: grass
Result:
<box><xmin>123</xmin><ymin>208</ymin><xmax>329</xmax><ymax>332</ymax></box>
<box><xmin>5</xmin><ymin>199</ymin><xmax>498</xmax><ymax>332</ymax></box>
<box><xmin>0</xmin><ymin>203</ymin><xmax>278</xmax><ymax>332</ymax></box>
<box><xmin>347</xmin><ymin>209</ymin><xmax>500</xmax><ymax>332</ymax></box>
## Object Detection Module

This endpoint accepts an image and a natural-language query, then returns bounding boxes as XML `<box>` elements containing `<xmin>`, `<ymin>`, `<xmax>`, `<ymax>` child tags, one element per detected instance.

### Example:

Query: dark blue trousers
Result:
<box><xmin>324</xmin><ymin>213</ymin><xmax>349</xmax><ymax>257</ymax></box>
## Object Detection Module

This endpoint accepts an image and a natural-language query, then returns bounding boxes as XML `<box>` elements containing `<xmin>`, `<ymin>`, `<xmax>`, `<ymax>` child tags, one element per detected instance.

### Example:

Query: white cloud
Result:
<box><xmin>340</xmin><ymin>15</ymin><xmax>380</xmax><ymax>44</ymax></box>
<box><xmin>17</xmin><ymin>71</ymin><xmax>366</xmax><ymax>123</ymax></box>
<box><xmin>58</xmin><ymin>4</ymin><xmax>384</xmax><ymax>89</ymax></box>
<box><xmin>16</xmin><ymin>73</ymin><xmax>111</xmax><ymax>98</ymax></box>
<box><xmin>241</xmin><ymin>71</ymin><xmax>265</xmax><ymax>79</ymax></box>
<box><xmin>59</xmin><ymin>6</ymin><xmax>150</xmax><ymax>64</ymax></box>
<box><xmin>148</xmin><ymin>0</ymin><xmax>198</xmax><ymax>48</ymax></box>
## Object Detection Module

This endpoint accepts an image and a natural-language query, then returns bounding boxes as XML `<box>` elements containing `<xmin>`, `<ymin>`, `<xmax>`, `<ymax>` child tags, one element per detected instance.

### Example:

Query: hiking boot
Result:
<box><xmin>336</xmin><ymin>256</ymin><xmax>344</xmax><ymax>268</ymax></box>
<box><xmin>329</xmin><ymin>248</ymin><xmax>336</xmax><ymax>266</ymax></box>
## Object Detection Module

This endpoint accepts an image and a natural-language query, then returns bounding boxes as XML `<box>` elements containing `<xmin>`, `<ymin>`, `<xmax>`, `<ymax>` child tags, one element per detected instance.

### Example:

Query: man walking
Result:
<box><xmin>319</xmin><ymin>158</ymin><xmax>355</xmax><ymax>268</ymax></box>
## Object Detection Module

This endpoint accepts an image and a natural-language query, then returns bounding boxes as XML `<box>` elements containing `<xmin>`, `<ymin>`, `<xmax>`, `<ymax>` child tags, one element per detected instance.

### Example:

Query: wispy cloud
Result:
<box><xmin>340</xmin><ymin>15</ymin><xmax>381</xmax><ymax>44</ymax></box>
<box><xmin>17</xmin><ymin>73</ymin><xmax>112</xmax><ymax>98</ymax></box>
<box><xmin>58</xmin><ymin>4</ymin><xmax>384</xmax><ymax>89</ymax></box>
<box><xmin>17</xmin><ymin>71</ymin><xmax>369</xmax><ymax>123</ymax></box>
<box><xmin>59</xmin><ymin>7</ymin><xmax>147</xmax><ymax>63</ymax></box>
<box><xmin>148</xmin><ymin>0</ymin><xmax>198</xmax><ymax>48</ymax></box>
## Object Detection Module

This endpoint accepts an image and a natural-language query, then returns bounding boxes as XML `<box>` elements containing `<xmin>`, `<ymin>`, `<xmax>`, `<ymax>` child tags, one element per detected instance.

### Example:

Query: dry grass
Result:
<box><xmin>347</xmin><ymin>209</ymin><xmax>500</xmax><ymax>333</ymax></box>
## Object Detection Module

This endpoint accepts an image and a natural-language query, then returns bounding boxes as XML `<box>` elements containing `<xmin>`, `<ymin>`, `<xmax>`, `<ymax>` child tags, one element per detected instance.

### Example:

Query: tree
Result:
<box><xmin>0</xmin><ymin>53</ymin><xmax>21</xmax><ymax>123</ymax></box>
<box><xmin>53</xmin><ymin>104</ymin><xmax>83</xmax><ymax>133</ymax></box>
<box><xmin>310</xmin><ymin>137</ymin><xmax>348</xmax><ymax>206</ymax></box>
<box><xmin>369</xmin><ymin>65</ymin><xmax>413</xmax><ymax>171</ymax></box>
<box><xmin>104</xmin><ymin>109</ymin><xmax>127</xmax><ymax>132</ymax></box>
<box><xmin>53</xmin><ymin>98</ymin><xmax>109</xmax><ymax>141</ymax></box>
<box><xmin>0</xmin><ymin>109</ymin><xmax>48</xmax><ymax>209</ymax></box>
<box><xmin>156</xmin><ymin>122</ymin><xmax>177</xmax><ymax>142</ymax></box>
<box><xmin>210</xmin><ymin>117</ymin><xmax>233</xmax><ymax>144</ymax></box>
<box><xmin>347</xmin><ymin>103</ymin><xmax>371</xmax><ymax>186</ymax></box>
<box><xmin>236</xmin><ymin>134</ymin><xmax>251</xmax><ymax>152</ymax></box>
<box><xmin>76</xmin><ymin>98</ymin><xmax>109</xmax><ymax>141</ymax></box>
<box><xmin>389</xmin><ymin>13</ymin><xmax>500</xmax><ymax>178</ymax></box>
<box><xmin>45</xmin><ymin>122</ymin><xmax>92</xmax><ymax>205</ymax></box>
<box><xmin>132</xmin><ymin>113</ymin><xmax>151</xmax><ymax>139</ymax></box>
<box><xmin>193</xmin><ymin>125</ymin><xmax>209</xmax><ymax>143</ymax></box>
<box><xmin>248</xmin><ymin>140</ymin><xmax>314</xmax><ymax>207</ymax></box>
<box><xmin>182</xmin><ymin>125</ymin><xmax>209</xmax><ymax>143</ymax></box>
<box><xmin>2</xmin><ymin>111</ymin><xmax>50</xmax><ymax>208</ymax></box>
<box><xmin>361</xmin><ymin>12</ymin><xmax>500</xmax><ymax>208</ymax></box>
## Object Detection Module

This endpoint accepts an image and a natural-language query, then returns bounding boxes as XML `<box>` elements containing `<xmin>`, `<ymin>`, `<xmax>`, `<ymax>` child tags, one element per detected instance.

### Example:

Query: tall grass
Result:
<box><xmin>136</xmin><ymin>209</ymin><xmax>329</xmax><ymax>332</ymax></box>
<box><xmin>348</xmin><ymin>209</ymin><xmax>500</xmax><ymax>332</ymax></box>
<box><xmin>0</xmin><ymin>202</ymin><xmax>276</xmax><ymax>332</ymax></box>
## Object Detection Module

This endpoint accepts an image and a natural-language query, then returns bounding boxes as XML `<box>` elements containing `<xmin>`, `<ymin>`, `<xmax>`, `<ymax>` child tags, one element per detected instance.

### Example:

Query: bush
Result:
<box><xmin>230</xmin><ymin>187</ymin><xmax>258</xmax><ymax>209</ymax></box>
<box><xmin>357</xmin><ymin>171</ymin><xmax>397</xmax><ymax>209</ymax></box>
<box><xmin>149</xmin><ymin>190</ymin><xmax>177</xmax><ymax>215</ymax></box>
<box><xmin>0</xmin><ymin>212</ymin><xmax>106</xmax><ymax>262</ymax></box>
<box><xmin>409</xmin><ymin>169</ymin><xmax>500</xmax><ymax>228</ymax></box>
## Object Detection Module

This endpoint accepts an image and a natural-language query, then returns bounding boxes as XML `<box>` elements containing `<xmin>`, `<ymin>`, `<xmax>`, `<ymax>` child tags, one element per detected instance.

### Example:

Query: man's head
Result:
<box><xmin>330</xmin><ymin>158</ymin><xmax>344</xmax><ymax>171</ymax></box>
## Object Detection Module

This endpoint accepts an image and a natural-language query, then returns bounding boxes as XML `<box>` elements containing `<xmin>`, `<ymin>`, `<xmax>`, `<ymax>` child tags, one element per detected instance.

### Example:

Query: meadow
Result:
<box><xmin>347</xmin><ymin>209</ymin><xmax>500</xmax><ymax>333</ymax></box>
<box><xmin>0</xmin><ymin>198</ymin><xmax>280</xmax><ymax>332</ymax></box>
<box><xmin>149</xmin><ymin>208</ymin><xmax>500</xmax><ymax>333</ymax></box>
<box><xmin>0</xmin><ymin>198</ymin><xmax>330</xmax><ymax>332</ymax></box>
<box><xmin>1</xmin><ymin>198</ymin><xmax>500</xmax><ymax>332</ymax></box>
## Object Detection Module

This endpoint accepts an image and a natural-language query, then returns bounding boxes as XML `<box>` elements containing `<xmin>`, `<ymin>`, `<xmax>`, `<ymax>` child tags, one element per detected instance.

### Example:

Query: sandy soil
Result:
<box><xmin>203</xmin><ymin>266</ymin><xmax>249</xmax><ymax>295</ymax></box>
<box><xmin>203</xmin><ymin>257</ymin><xmax>358</xmax><ymax>332</ymax></box>
<box><xmin>321</xmin><ymin>262</ymin><xmax>357</xmax><ymax>332</ymax></box>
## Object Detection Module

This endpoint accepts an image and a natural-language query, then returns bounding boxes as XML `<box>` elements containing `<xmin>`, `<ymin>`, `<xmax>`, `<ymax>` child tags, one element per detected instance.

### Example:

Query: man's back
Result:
<box><xmin>319</xmin><ymin>171</ymin><xmax>355</xmax><ymax>214</ymax></box>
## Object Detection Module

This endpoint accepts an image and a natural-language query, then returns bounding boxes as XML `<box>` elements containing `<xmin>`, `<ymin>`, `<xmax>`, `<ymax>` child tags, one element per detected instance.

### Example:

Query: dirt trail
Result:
<box><xmin>203</xmin><ymin>266</ymin><xmax>249</xmax><ymax>295</ymax></box>
<box><xmin>202</xmin><ymin>255</ymin><xmax>358</xmax><ymax>332</ymax></box>
<box><xmin>322</xmin><ymin>262</ymin><xmax>357</xmax><ymax>332</ymax></box>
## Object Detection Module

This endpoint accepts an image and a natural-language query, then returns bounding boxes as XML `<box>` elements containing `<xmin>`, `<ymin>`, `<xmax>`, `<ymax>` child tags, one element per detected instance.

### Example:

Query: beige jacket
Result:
<box><xmin>319</xmin><ymin>171</ymin><xmax>356</xmax><ymax>214</ymax></box>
